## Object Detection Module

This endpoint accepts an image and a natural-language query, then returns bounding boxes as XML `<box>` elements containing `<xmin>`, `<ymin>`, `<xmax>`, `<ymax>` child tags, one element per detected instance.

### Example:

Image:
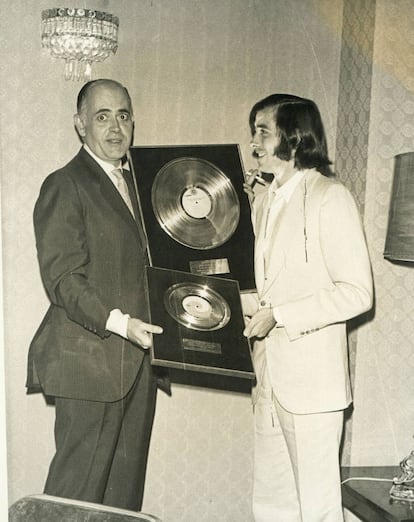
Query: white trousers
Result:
<box><xmin>253</xmin><ymin>356</ymin><xmax>345</xmax><ymax>522</ymax></box>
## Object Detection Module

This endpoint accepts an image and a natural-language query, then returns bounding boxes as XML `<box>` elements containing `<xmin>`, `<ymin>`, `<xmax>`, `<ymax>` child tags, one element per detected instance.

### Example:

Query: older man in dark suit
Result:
<box><xmin>27</xmin><ymin>79</ymin><xmax>164</xmax><ymax>511</ymax></box>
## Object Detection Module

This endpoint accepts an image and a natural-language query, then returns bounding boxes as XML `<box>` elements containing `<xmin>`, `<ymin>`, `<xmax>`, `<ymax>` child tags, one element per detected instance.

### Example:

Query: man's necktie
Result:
<box><xmin>112</xmin><ymin>167</ymin><xmax>149</xmax><ymax>250</ymax></box>
<box><xmin>112</xmin><ymin>168</ymin><xmax>135</xmax><ymax>218</ymax></box>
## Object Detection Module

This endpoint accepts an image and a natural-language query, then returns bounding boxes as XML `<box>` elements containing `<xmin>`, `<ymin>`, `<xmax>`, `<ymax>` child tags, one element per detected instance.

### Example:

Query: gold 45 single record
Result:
<box><xmin>164</xmin><ymin>282</ymin><xmax>231</xmax><ymax>331</ymax></box>
<box><xmin>145</xmin><ymin>266</ymin><xmax>255</xmax><ymax>380</ymax></box>
<box><xmin>128</xmin><ymin>145</ymin><xmax>255</xmax><ymax>291</ymax></box>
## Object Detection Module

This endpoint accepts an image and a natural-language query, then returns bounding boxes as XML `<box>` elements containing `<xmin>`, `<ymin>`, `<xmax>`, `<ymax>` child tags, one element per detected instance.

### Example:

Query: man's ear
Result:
<box><xmin>74</xmin><ymin>114</ymin><xmax>86</xmax><ymax>138</ymax></box>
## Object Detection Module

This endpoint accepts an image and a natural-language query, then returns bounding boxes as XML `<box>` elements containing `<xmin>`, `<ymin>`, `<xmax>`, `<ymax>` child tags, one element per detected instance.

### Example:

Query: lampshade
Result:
<box><xmin>41</xmin><ymin>7</ymin><xmax>119</xmax><ymax>81</ymax></box>
<box><xmin>384</xmin><ymin>152</ymin><xmax>414</xmax><ymax>262</ymax></box>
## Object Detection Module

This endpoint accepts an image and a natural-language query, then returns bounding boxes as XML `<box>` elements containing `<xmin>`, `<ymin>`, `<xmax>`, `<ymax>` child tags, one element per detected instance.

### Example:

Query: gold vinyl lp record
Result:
<box><xmin>151</xmin><ymin>157</ymin><xmax>240</xmax><ymax>250</ymax></box>
<box><xmin>164</xmin><ymin>282</ymin><xmax>231</xmax><ymax>331</ymax></box>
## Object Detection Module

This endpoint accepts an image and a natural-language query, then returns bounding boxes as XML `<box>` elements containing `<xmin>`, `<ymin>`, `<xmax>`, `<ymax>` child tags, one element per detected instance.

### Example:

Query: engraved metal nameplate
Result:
<box><xmin>189</xmin><ymin>258</ymin><xmax>230</xmax><ymax>276</ymax></box>
<box><xmin>182</xmin><ymin>338</ymin><xmax>222</xmax><ymax>355</ymax></box>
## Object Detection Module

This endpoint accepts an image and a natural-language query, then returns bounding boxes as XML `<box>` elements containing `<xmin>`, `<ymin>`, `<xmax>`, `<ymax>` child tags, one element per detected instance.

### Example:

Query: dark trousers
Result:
<box><xmin>44</xmin><ymin>356</ymin><xmax>157</xmax><ymax>511</ymax></box>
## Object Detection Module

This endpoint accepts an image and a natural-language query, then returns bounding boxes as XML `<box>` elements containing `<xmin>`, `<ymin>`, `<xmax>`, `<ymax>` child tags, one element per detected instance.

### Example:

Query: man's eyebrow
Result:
<box><xmin>95</xmin><ymin>108</ymin><xmax>131</xmax><ymax>114</ymax></box>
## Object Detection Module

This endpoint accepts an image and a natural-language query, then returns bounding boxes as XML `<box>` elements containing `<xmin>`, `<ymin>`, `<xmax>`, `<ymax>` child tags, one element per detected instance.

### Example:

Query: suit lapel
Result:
<box><xmin>256</xmin><ymin>198</ymin><xmax>288</xmax><ymax>293</ymax></box>
<box><xmin>254</xmin><ymin>191</ymin><xmax>288</xmax><ymax>294</ymax></box>
<box><xmin>77</xmin><ymin>148</ymin><xmax>146</xmax><ymax>250</ymax></box>
<box><xmin>123</xmin><ymin>169</ymin><xmax>147</xmax><ymax>249</ymax></box>
<box><xmin>261</xmin><ymin>177</ymin><xmax>306</xmax><ymax>293</ymax></box>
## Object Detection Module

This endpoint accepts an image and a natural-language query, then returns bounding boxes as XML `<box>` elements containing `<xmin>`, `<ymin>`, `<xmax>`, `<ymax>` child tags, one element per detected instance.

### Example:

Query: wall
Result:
<box><xmin>0</xmin><ymin>1</ymin><xmax>343</xmax><ymax>520</ymax></box>
<box><xmin>350</xmin><ymin>0</ymin><xmax>414</xmax><ymax>467</ymax></box>
<box><xmin>0</xmin><ymin>194</ymin><xmax>8</xmax><ymax>519</ymax></box>
<box><xmin>335</xmin><ymin>0</ymin><xmax>376</xmax><ymax>465</ymax></box>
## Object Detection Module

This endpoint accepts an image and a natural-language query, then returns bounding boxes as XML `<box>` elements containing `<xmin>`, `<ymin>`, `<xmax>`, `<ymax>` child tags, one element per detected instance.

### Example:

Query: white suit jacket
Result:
<box><xmin>244</xmin><ymin>169</ymin><xmax>373</xmax><ymax>414</ymax></box>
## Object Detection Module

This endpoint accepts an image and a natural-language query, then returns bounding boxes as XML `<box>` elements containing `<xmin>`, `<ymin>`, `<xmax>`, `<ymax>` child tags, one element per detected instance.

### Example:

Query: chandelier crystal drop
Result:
<box><xmin>41</xmin><ymin>7</ymin><xmax>119</xmax><ymax>82</ymax></box>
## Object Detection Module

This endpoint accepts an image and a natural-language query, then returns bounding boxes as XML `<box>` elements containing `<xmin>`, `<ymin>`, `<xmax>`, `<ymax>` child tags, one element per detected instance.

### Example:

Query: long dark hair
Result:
<box><xmin>249</xmin><ymin>94</ymin><xmax>333</xmax><ymax>177</ymax></box>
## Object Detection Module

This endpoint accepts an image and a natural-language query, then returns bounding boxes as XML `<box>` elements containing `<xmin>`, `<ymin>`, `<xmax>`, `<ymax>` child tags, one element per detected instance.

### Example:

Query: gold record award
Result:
<box><xmin>164</xmin><ymin>282</ymin><xmax>231</xmax><ymax>331</ymax></box>
<box><xmin>145</xmin><ymin>266</ymin><xmax>255</xmax><ymax>382</ymax></box>
<box><xmin>151</xmin><ymin>157</ymin><xmax>240</xmax><ymax>250</ymax></box>
<box><xmin>128</xmin><ymin>145</ymin><xmax>256</xmax><ymax>291</ymax></box>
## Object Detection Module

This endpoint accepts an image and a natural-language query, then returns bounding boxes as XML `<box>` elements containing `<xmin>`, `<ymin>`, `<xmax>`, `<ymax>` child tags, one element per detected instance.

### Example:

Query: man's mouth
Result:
<box><xmin>253</xmin><ymin>150</ymin><xmax>266</xmax><ymax>159</ymax></box>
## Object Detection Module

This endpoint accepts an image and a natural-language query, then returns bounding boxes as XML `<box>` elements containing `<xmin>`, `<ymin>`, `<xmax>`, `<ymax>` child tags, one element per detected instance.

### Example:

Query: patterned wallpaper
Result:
<box><xmin>1</xmin><ymin>1</ymin><xmax>343</xmax><ymax>521</ymax></box>
<box><xmin>335</xmin><ymin>0</ymin><xmax>376</xmax><ymax>213</ymax></box>
<box><xmin>335</xmin><ymin>0</ymin><xmax>376</xmax><ymax>466</ymax></box>
<box><xmin>334</xmin><ymin>2</ymin><xmax>414</xmax><ymax>492</ymax></box>
<box><xmin>350</xmin><ymin>0</ymin><xmax>414</xmax><ymax>467</ymax></box>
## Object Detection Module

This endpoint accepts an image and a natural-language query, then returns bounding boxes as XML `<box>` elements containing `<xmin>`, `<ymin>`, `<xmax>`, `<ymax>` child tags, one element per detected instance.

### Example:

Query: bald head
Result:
<box><xmin>76</xmin><ymin>79</ymin><xmax>133</xmax><ymax>117</ymax></box>
<box><xmin>74</xmin><ymin>79</ymin><xmax>134</xmax><ymax>166</ymax></box>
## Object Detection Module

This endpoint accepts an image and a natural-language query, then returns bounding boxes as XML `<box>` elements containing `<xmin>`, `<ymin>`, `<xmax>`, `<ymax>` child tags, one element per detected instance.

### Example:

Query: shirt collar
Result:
<box><xmin>269</xmin><ymin>170</ymin><xmax>306</xmax><ymax>203</ymax></box>
<box><xmin>83</xmin><ymin>144</ymin><xmax>124</xmax><ymax>176</ymax></box>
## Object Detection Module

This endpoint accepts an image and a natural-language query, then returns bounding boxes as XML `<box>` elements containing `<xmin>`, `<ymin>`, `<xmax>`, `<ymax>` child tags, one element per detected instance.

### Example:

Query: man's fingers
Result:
<box><xmin>134</xmin><ymin>320</ymin><xmax>163</xmax><ymax>335</ymax></box>
<box><xmin>138</xmin><ymin>323</ymin><xmax>163</xmax><ymax>348</ymax></box>
<box><xmin>243</xmin><ymin>322</ymin><xmax>253</xmax><ymax>338</ymax></box>
<box><xmin>245</xmin><ymin>169</ymin><xmax>258</xmax><ymax>186</ymax></box>
<box><xmin>144</xmin><ymin>323</ymin><xmax>163</xmax><ymax>335</ymax></box>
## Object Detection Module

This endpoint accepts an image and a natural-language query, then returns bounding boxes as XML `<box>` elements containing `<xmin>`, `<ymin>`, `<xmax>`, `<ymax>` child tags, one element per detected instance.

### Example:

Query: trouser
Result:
<box><xmin>44</xmin><ymin>355</ymin><xmax>157</xmax><ymax>511</ymax></box>
<box><xmin>253</xmin><ymin>357</ymin><xmax>344</xmax><ymax>522</ymax></box>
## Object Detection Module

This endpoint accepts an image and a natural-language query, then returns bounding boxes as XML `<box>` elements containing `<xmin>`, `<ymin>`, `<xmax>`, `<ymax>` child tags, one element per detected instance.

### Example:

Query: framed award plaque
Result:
<box><xmin>128</xmin><ymin>144</ymin><xmax>255</xmax><ymax>291</ymax></box>
<box><xmin>145</xmin><ymin>266</ymin><xmax>255</xmax><ymax>380</ymax></box>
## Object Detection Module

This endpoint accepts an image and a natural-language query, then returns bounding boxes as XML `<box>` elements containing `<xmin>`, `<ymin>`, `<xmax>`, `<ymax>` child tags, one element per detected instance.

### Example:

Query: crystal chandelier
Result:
<box><xmin>41</xmin><ymin>7</ymin><xmax>119</xmax><ymax>82</ymax></box>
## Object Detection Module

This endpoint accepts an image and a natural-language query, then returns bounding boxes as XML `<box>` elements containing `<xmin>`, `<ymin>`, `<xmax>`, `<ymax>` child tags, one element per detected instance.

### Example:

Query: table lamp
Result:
<box><xmin>384</xmin><ymin>151</ymin><xmax>414</xmax><ymax>503</ymax></box>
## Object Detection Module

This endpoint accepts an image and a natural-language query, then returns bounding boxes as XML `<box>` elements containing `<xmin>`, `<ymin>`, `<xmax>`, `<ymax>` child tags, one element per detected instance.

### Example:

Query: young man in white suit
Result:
<box><xmin>242</xmin><ymin>94</ymin><xmax>373</xmax><ymax>522</ymax></box>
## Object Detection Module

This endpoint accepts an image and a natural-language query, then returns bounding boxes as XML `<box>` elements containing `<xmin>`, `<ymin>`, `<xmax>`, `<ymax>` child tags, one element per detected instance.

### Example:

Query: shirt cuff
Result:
<box><xmin>273</xmin><ymin>306</ymin><xmax>284</xmax><ymax>327</ymax></box>
<box><xmin>106</xmin><ymin>308</ymin><xmax>130</xmax><ymax>338</ymax></box>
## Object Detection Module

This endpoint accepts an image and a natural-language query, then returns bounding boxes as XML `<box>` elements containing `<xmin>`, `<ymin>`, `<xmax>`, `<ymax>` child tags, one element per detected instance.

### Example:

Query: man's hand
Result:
<box><xmin>127</xmin><ymin>318</ymin><xmax>163</xmax><ymax>349</ymax></box>
<box><xmin>243</xmin><ymin>307</ymin><xmax>276</xmax><ymax>339</ymax></box>
<box><xmin>243</xmin><ymin>169</ymin><xmax>259</xmax><ymax>203</ymax></box>
<box><xmin>243</xmin><ymin>169</ymin><xmax>263</xmax><ymax>203</ymax></box>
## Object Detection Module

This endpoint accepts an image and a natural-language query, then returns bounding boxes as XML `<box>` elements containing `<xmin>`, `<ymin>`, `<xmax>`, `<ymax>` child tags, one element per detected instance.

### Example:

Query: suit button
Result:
<box><xmin>260</xmin><ymin>300</ymin><xmax>266</xmax><ymax>306</ymax></box>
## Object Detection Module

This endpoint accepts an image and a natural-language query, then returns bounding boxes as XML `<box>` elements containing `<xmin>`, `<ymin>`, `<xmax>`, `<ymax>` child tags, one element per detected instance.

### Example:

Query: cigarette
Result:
<box><xmin>254</xmin><ymin>174</ymin><xmax>266</xmax><ymax>186</ymax></box>
<box><xmin>246</xmin><ymin>170</ymin><xmax>266</xmax><ymax>187</ymax></box>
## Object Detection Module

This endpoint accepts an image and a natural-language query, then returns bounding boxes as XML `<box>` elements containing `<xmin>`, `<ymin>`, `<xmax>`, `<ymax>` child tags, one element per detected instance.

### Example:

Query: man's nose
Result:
<box><xmin>109</xmin><ymin>117</ymin><xmax>121</xmax><ymax>131</ymax></box>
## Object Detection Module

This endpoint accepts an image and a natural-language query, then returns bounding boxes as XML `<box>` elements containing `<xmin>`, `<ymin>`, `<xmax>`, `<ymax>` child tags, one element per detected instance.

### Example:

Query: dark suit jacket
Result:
<box><xmin>27</xmin><ymin>148</ymin><xmax>150</xmax><ymax>402</ymax></box>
